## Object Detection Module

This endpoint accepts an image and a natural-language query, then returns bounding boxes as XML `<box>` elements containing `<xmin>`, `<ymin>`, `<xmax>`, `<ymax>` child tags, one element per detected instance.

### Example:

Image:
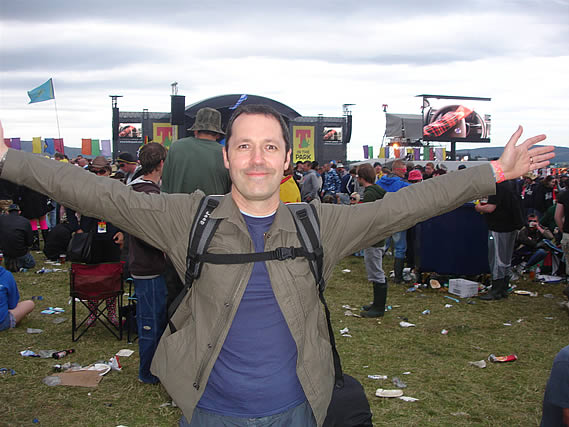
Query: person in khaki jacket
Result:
<box><xmin>0</xmin><ymin>110</ymin><xmax>552</xmax><ymax>426</ymax></box>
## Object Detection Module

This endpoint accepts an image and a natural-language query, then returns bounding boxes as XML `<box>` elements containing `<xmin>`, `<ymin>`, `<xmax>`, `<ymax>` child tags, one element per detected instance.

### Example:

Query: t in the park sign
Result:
<box><xmin>292</xmin><ymin>126</ymin><xmax>315</xmax><ymax>163</ymax></box>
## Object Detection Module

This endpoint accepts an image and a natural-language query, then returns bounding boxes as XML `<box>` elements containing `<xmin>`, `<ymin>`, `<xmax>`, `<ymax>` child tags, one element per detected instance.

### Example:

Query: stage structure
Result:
<box><xmin>382</xmin><ymin>94</ymin><xmax>492</xmax><ymax>161</ymax></box>
<box><xmin>115</xmin><ymin>94</ymin><xmax>352</xmax><ymax>164</ymax></box>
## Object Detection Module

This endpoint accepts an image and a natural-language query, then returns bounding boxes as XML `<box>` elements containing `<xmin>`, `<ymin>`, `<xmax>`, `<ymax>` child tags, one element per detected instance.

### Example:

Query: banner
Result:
<box><xmin>429</xmin><ymin>148</ymin><xmax>435</xmax><ymax>160</ymax></box>
<box><xmin>423</xmin><ymin>147</ymin><xmax>429</xmax><ymax>161</ymax></box>
<box><xmin>394</xmin><ymin>148</ymin><xmax>400</xmax><ymax>158</ymax></box>
<box><xmin>101</xmin><ymin>140</ymin><xmax>111</xmax><ymax>157</ymax></box>
<box><xmin>292</xmin><ymin>126</ymin><xmax>315</xmax><ymax>163</ymax></box>
<box><xmin>44</xmin><ymin>138</ymin><xmax>54</xmax><ymax>155</ymax></box>
<box><xmin>368</xmin><ymin>146</ymin><xmax>373</xmax><ymax>159</ymax></box>
<box><xmin>379</xmin><ymin>147</ymin><xmax>385</xmax><ymax>159</ymax></box>
<box><xmin>153</xmin><ymin>123</ymin><xmax>178</xmax><ymax>149</ymax></box>
<box><xmin>54</xmin><ymin>138</ymin><xmax>64</xmax><ymax>154</ymax></box>
<box><xmin>91</xmin><ymin>139</ymin><xmax>100</xmax><ymax>156</ymax></box>
<box><xmin>82</xmin><ymin>139</ymin><xmax>92</xmax><ymax>155</ymax></box>
<box><xmin>385</xmin><ymin>147</ymin><xmax>390</xmax><ymax>159</ymax></box>
<box><xmin>28</xmin><ymin>78</ymin><xmax>55</xmax><ymax>104</ymax></box>
<box><xmin>414</xmin><ymin>148</ymin><xmax>420</xmax><ymax>160</ymax></box>
<box><xmin>363</xmin><ymin>145</ymin><xmax>369</xmax><ymax>159</ymax></box>
<box><xmin>32</xmin><ymin>137</ymin><xmax>42</xmax><ymax>154</ymax></box>
<box><xmin>9</xmin><ymin>138</ymin><xmax>21</xmax><ymax>150</ymax></box>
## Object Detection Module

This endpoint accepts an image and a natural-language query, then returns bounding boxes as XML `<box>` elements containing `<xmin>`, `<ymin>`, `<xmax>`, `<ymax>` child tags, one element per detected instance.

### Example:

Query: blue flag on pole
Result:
<box><xmin>28</xmin><ymin>78</ymin><xmax>55</xmax><ymax>104</ymax></box>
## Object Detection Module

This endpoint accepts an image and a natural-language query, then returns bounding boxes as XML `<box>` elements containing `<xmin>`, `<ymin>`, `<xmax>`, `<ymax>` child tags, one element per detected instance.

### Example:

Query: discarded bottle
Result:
<box><xmin>52</xmin><ymin>349</ymin><xmax>75</xmax><ymax>359</ymax></box>
<box><xmin>488</xmin><ymin>353</ymin><xmax>517</xmax><ymax>363</ymax></box>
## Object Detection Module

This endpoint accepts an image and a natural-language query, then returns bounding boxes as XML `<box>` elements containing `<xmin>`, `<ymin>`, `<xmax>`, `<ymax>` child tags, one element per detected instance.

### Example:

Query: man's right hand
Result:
<box><xmin>0</xmin><ymin>120</ymin><xmax>8</xmax><ymax>158</ymax></box>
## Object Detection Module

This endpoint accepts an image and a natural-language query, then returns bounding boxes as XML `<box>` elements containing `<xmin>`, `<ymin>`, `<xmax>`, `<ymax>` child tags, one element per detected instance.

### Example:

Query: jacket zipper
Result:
<box><xmin>192</xmin><ymin>266</ymin><xmax>250</xmax><ymax>390</ymax></box>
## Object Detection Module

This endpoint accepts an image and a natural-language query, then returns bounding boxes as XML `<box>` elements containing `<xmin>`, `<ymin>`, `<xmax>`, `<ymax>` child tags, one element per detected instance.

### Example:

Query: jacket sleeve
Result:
<box><xmin>317</xmin><ymin>164</ymin><xmax>497</xmax><ymax>278</ymax></box>
<box><xmin>1</xmin><ymin>149</ymin><xmax>199</xmax><ymax>269</ymax></box>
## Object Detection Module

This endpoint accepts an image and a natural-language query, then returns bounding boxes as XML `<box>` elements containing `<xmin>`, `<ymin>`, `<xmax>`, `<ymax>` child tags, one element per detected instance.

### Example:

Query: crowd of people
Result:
<box><xmin>0</xmin><ymin>108</ymin><xmax>566</xmax><ymax>425</ymax></box>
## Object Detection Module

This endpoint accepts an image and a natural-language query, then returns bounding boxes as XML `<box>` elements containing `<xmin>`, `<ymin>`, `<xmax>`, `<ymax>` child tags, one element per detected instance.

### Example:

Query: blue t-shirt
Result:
<box><xmin>541</xmin><ymin>345</ymin><xmax>569</xmax><ymax>426</ymax></box>
<box><xmin>0</xmin><ymin>267</ymin><xmax>19</xmax><ymax>324</ymax></box>
<box><xmin>197</xmin><ymin>212</ymin><xmax>306</xmax><ymax>417</ymax></box>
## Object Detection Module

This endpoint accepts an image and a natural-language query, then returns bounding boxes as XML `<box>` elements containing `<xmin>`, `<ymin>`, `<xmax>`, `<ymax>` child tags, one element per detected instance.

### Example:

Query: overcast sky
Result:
<box><xmin>0</xmin><ymin>0</ymin><xmax>567</xmax><ymax>161</ymax></box>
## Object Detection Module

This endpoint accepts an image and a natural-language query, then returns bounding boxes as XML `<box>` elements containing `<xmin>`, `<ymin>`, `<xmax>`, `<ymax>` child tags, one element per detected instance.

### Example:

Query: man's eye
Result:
<box><xmin>237</xmin><ymin>144</ymin><xmax>249</xmax><ymax>149</ymax></box>
<box><xmin>266</xmin><ymin>145</ymin><xmax>277</xmax><ymax>151</ymax></box>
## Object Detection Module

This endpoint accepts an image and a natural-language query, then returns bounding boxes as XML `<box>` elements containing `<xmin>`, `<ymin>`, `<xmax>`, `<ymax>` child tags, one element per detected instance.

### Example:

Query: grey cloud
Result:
<box><xmin>0</xmin><ymin>44</ymin><xmax>171</xmax><ymax>72</ymax></box>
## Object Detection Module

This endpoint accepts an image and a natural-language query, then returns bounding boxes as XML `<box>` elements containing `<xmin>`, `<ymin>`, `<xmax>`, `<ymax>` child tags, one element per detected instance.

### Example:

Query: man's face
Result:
<box><xmin>374</xmin><ymin>165</ymin><xmax>381</xmax><ymax>175</ymax></box>
<box><xmin>119</xmin><ymin>162</ymin><xmax>137</xmax><ymax>173</ymax></box>
<box><xmin>425</xmin><ymin>165</ymin><xmax>434</xmax><ymax>175</ymax></box>
<box><xmin>223</xmin><ymin>113</ymin><xmax>290</xmax><ymax>204</ymax></box>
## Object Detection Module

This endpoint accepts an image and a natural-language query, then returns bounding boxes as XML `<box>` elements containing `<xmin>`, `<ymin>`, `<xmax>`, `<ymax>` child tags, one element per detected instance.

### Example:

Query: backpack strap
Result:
<box><xmin>287</xmin><ymin>203</ymin><xmax>344</xmax><ymax>389</ymax></box>
<box><xmin>167</xmin><ymin>195</ymin><xmax>223</xmax><ymax>332</ymax></box>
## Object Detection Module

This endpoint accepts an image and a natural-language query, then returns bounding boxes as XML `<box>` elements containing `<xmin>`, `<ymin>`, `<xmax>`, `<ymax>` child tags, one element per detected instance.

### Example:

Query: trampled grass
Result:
<box><xmin>1</xmin><ymin>252</ymin><xmax>567</xmax><ymax>426</ymax></box>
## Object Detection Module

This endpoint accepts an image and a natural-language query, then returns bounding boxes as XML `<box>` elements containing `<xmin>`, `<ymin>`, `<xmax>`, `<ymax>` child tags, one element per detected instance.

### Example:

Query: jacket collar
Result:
<box><xmin>211</xmin><ymin>193</ymin><xmax>298</xmax><ymax>233</ymax></box>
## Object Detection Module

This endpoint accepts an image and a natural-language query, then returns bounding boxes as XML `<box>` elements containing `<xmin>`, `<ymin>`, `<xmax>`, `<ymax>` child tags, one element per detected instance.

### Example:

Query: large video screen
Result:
<box><xmin>422</xmin><ymin>98</ymin><xmax>491</xmax><ymax>143</ymax></box>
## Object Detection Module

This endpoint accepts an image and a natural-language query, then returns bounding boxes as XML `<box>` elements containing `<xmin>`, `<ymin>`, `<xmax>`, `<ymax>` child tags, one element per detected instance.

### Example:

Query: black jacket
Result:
<box><xmin>0</xmin><ymin>211</ymin><xmax>33</xmax><ymax>257</ymax></box>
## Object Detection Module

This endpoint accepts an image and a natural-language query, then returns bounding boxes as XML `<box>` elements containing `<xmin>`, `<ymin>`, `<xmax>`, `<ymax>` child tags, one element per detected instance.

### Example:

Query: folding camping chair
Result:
<box><xmin>120</xmin><ymin>277</ymin><xmax>138</xmax><ymax>343</ymax></box>
<box><xmin>70</xmin><ymin>262</ymin><xmax>124</xmax><ymax>342</ymax></box>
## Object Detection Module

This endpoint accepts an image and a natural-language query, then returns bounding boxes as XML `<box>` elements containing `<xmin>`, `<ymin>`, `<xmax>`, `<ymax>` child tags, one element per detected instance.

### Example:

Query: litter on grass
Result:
<box><xmin>514</xmin><ymin>290</ymin><xmax>538</xmax><ymax>297</ymax></box>
<box><xmin>344</xmin><ymin>310</ymin><xmax>362</xmax><ymax>318</ymax></box>
<box><xmin>444</xmin><ymin>304</ymin><xmax>453</xmax><ymax>308</ymax></box>
<box><xmin>116</xmin><ymin>349</ymin><xmax>134</xmax><ymax>357</ymax></box>
<box><xmin>399</xmin><ymin>396</ymin><xmax>419</xmax><ymax>402</ymax></box>
<box><xmin>488</xmin><ymin>354</ymin><xmax>517</xmax><ymax>363</ymax></box>
<box><xmin>26</xmin><ymin>328</ymin><xmax>43</xmax><ymax>334</ymax></box>
<box><xmin>444</xmin><ymin>296</ymin><xmax>460</xmax><ymax>303</ymax></box>
<box><xmin>441</xmin><ymin>329</ymin><xmax>449</xmax><ymax>335</ymax></box>
<box><xmin>341</xmin><ymin>269</ymin><xmax>351</xmax><ymax>273</ymax></box>
<box><xmin>399</xmin><ymin>321</ymin><xmax>416</xmax><ymax>328</ymax></box>
<box><xmin>469</xmin><ymin>360</ymin><xmax>487</xmax><ymax>368</ymax></box>
<box><xmin>392</xmin><ymin>377</ymin><xmax>407</xmax><ymax>388</ymax></box>
<box><xmin>421</xmin><ymin>309</ymin><xmax>430</xmax><ymax>315</ymax></box>
<box><xmin>367</xmin><ymin>375</ymin><xmax>388</xmax><ymax>380</ymax></box>
<box><xmin>375</xmin><ymin>388</ymin><xmax>403</xmax><ymax>398</ymax></box>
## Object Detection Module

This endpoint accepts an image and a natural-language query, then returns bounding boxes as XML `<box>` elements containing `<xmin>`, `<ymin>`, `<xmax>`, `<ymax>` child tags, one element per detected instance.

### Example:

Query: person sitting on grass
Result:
<box><xmin>511</xmin><ymin>213</ymin><xmax>554</xmax><ymax>278</ymax></box>
<box><xmin>0</xmin><ymin>265</ymin><xmax>34</xmax><ymax>331</ymax></box>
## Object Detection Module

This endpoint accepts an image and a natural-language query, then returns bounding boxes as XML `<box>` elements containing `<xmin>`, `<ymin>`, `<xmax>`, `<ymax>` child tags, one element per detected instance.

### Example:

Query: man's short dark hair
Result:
<box><xmin>225</xmin><ymin>104</ymin><xmax>290</xmax><ymax>153</ymax></box>
<box><xmin>373</xmin><ymin>162</ymin><xmax>381</xmax><ymax>168</ymax></box>
<box><xmin>138</xmin><ymin>143</ymin><xmax>167</xmax><ymax>175</ymax></box>
<box><xmin>357</xmin><ymin>163</ymin><xmax>376</xmax><ymax>184</ymax></box>
<box><xmin>311</xmin><ymin>161</ymin><xmax>319</xmax><ymax>169</ymax></box>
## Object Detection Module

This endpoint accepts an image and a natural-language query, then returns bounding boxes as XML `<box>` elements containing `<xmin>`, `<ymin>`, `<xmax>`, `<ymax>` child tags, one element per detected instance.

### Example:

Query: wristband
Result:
<box><xmin>0</xmin><ymin>150</ymin><xmax>7</xmax><ymax>176</ymax></box>
<box><xmin>490</xmin><ymin>160</ymin><xmax>506</xmax><ymax>183</ymax></box>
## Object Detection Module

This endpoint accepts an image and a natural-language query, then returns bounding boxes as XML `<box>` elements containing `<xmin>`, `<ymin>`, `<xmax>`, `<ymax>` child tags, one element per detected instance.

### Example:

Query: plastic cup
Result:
<box><xmin>59</xmin><ymin>254</ymin><xmax>66</xmax><ymax>264</ymax></box>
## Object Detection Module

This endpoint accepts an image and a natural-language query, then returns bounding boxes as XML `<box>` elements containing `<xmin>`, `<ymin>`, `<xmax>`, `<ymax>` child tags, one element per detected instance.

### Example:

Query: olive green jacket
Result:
<box><xmin>2</xmin><ymin>149</ymin><xmax>496</xmax><ymax>426</ymax></box>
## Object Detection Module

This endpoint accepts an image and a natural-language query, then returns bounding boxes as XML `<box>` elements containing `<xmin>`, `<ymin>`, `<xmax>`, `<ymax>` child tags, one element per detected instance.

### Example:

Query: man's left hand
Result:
<box><xmin>498</xmin><ymin>126</ymin><xmax>553</xmax><ymax>180</ymax></box>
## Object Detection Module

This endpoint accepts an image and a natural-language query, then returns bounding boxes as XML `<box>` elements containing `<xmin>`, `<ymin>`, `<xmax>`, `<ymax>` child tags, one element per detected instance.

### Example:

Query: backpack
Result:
<box><xmin>168</xmin><ymin>195</ymin><xmax>372</xmax><ymax>425</ymax></box>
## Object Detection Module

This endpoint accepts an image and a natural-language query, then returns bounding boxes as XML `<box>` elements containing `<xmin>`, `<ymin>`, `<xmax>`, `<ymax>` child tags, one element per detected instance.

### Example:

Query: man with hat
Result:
<box><xmin>161</xmin><ymin>107</ymin><xmax>231</xmax><ymax>309</ymax></box>
<box><xmin>161</xmin><ymin>107</ymin><xmax>231</xmax><ymax>196</ymax></box>
<box><xmin>0</xmin><ymin>204</ymin><xmax>35</xmax><ymax>272</ymax></box>
<box><xmin>115</xmin><ymin>152</ymin><xmax>141</xmax><ymax>184</ymax></box>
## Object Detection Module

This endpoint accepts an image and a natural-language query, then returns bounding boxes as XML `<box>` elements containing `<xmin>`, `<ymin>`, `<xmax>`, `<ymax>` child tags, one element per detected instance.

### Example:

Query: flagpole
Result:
<box><xmin>53</xmin><ymin>94</ymin><xmax>61</xmax><ymax>139</ymax></box>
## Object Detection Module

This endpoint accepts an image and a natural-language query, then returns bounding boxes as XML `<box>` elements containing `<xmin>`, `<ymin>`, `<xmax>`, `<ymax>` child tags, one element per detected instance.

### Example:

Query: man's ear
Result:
<box><xmin>284</xmin><ymin>150</ymin><xmax>291</xmax><ymax>172</ymax></box>
<box><xmin>222</xmin><ymin>146</ymin><xmax>230</xmax><ymax>170</ymax></box>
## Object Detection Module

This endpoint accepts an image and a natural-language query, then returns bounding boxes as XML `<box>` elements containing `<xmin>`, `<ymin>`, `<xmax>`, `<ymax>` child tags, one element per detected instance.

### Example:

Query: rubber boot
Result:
<box><xmin>480</xmin><ymin>278</ymin><xmax>505</xmax><ymax>301</ymax></box>
<box><xmin>361</xmin><ymin>281</ymin><xmax>388</xmax><ymax>318</ymax></box>
<box><xmin>31</xmin><ymin>230</ymin><xmax>40</xmax><ymax>251</ymax></box>
<box><xmin>363</xmin><ymin>279</ymin><xmax>388</xmax><ymax>311</ymax></box>
<box><xmin>502</xmin><ymin>275</ymin><xmax>511</xmax><ymax>299</ymax></box>
<box><xmin>41</xmin><ymin>229</ymin><xmax>50</xmax><ymax>251</ymax></box>
<box><xmin>393</xmin><ymin>257</ymin><xmax>405</xmax><ymax>284</ymax></box>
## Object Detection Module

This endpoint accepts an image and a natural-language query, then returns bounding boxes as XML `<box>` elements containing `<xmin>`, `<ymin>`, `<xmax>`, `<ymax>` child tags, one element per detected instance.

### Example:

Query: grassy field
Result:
<box><xmin>1</xmin><ymin>252</ymin><xmax>568</xmax><ymax>426</ymax></box>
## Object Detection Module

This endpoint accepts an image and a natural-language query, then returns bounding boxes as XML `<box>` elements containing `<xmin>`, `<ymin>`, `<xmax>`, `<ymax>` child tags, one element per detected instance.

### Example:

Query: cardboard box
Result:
<box><xmin>449</xmin><ymin>278</ymin><xmax>479</xmax><ymax>298</ymax></box>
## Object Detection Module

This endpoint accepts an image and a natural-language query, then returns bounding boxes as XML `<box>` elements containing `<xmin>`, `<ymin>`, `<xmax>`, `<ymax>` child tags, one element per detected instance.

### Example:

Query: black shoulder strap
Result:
<box><xmin>167</xmin><ymin>195</ymin><xmax>223</xmax><ymax>332</ymax></box>
<box><xmin>287</xmin><ymin>203</ymin><xmax>344</xmax><ymax>388</ymax></box>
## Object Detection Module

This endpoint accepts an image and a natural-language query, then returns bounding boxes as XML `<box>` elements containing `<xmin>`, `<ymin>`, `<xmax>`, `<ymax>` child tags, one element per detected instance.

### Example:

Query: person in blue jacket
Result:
<box><xmin>376</xmin><ymin>159</ymin><xmax>411</xmax><ymax>283</ymax></box>
<box><xmin>0</xmin><ymin>266</ymin><xmax>34</xmax><ymax>331</ymax></box>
